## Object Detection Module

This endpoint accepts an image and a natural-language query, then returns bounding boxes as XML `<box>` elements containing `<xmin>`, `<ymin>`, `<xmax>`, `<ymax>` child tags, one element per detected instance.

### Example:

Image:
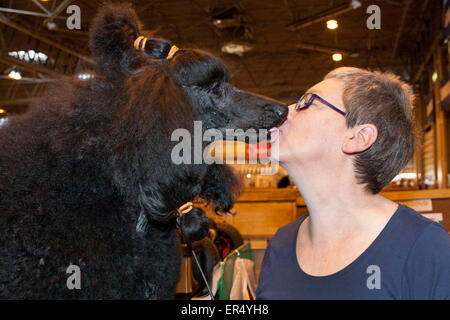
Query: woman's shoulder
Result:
<box><xmin>378</xmin><ymin>204</ymin><xmax>449</xmax><ymax>257</ymax></box>
<box><xmin>395</xmin><ymin>204</ymin><xmax>448</xmax><ymax>237</ymax></box>
<box><xmin>394</xmin><ymin>204</ymin><xmax>449</xmax><ymax>271</ymax></box>
<box><xmin>396</xmin><ymin>205</ymin><xmax>450</xmax><ymax>299</ymax></box>
<box><xmin>398</xmin><ymin>203</ymin><xmax>450</xmax><ymax>251</ymax></box>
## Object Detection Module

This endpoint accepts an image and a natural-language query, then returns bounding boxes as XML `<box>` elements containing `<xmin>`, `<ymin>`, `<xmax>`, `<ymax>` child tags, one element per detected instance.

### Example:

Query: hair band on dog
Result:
<box><xmin>134</xmin><ymin>35</ymin><xmax>147</xmax><ymax>51</ymax></box>
<box><xmin>177</xmin><ymin>201</ymin><xmax>193</xmax><ymax>216</ymax></box>
<box><xmin>166</xmin><ymin>45</ymin><xmax>179</xmax><ymax>60</ymax></box>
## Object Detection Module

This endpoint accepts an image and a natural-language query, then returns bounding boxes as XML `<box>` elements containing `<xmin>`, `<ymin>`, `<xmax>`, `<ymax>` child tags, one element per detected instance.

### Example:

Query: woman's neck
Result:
<box><xmin>282</xmin><ymin>160</ymin><xmax>398</xmax><ymax>246</ymax></box>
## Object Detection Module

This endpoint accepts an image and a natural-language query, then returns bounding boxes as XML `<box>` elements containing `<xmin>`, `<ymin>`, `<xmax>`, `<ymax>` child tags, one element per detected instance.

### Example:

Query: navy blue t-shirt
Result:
<box><xmin>256</xmin><ymin>204</ymin><xmax>450</xmax><ymax>299</ymax></box>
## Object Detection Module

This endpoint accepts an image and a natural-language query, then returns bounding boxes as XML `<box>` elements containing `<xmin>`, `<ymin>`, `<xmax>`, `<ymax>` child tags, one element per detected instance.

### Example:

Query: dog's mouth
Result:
<box><xmin>229</xmin><ymin>126</ymin><xmax>278</xmax><ymax>143</ymax></box>
<box><xmin>216</xmin><ymin>104</ymin><xmax>288</xmax><ymax>143</ymax></box>
<box><xmin>257</xmin><ymin>105</ymin><xmax>288</xmax><ymax>129</ymax></box>
<box><xmin>259</xmin><ymin>107</ymin><xmax>288</xmax><ymax>142</ymax></box>
<box><xmin>223</xmin><ymin>118</ymin><xmax>287</xmax><ymax>143</ymax></box>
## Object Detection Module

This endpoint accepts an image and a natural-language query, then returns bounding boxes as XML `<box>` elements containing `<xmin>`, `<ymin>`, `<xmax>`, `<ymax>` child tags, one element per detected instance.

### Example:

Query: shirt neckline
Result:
<box><xmin>292</xmin><ymin>204</ymin><xmax>403</xmax><ymax>280</ymax></box>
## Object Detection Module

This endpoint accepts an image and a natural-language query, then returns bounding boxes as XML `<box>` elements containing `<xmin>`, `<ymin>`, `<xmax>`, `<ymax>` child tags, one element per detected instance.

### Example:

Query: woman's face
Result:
<box><xmin>270</xmin><ymin>78</ymin><xmax>348</xmax><ymax>166</ymax></box>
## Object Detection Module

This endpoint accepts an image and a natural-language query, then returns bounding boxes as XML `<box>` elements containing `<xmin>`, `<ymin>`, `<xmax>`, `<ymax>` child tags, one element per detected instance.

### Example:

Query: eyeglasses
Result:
<box><xmin>295</xmin><ymin>92</ymin><xmax>346</xmax><ymax>116</ymax></box>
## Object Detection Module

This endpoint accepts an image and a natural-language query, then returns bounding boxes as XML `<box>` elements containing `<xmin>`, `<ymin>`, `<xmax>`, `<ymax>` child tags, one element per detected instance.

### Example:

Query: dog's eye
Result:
<box><xmin>209</xmin><ymin>82</ymin><xmax>221</xmax><ymax>95</ymax></box>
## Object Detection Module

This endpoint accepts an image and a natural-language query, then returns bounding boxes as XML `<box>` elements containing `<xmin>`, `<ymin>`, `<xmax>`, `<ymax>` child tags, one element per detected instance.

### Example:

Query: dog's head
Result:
<box><xmin>89</xmin><ymin>3</ymin><xmax>288</xmax><ymax>143</ymax></box>
<box><xmin>167</xmin><ymin>50</ymin><xmax>288</xmax><ymax>142</ymax></box>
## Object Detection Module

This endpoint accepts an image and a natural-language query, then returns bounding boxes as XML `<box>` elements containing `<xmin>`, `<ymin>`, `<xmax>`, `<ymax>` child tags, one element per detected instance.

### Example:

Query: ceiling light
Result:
<box><xmin>8</xmin><ymin>50</ymin><xmax>48</xmax><ymax>64</ymax></box>
<box><xmin>351</xmin><ymin>0</ymin><xmax>362</xmax><ymax>9</ymax></box>
<box><xmin>326</xmin><ymin>20</ymin><xmax>338</xmax><ymax>30</ymax></box>
<box><xmin>47</xmin><ymin>21</ymin><xmax>57</xmax><ymax>30</ymax></box>
<box><xmin>0</xmin><ymin>109</ymin><xmax>6</xmax><ymax>114</ymax></box>
<box><xmin>432</xmin><ymin>71</ymin><xmax>438</xmax><ymax>82</ymax></box>
<box><xmin>212</xmin><ymin>7</ymin><xmax>242</xmax><ymax>29</ymax></box>
<box><xmin>77</xmin><ymin>73</ymin><xmax>94</xmax><ymax>80</ymax></box>
<box><xmin>0</xmin><ymin>117</ymin><xmax>8</xmax><ymax>128</ymax></box>
<box><xmin>332</xmin><ymin>53</ymin><xmax>342</xmax><ymax>62</ymax></box>
<box><xmin>221</xmin><ymin>42</ymin><xmax>253</xmax><ymax>56</ymax></box>
<box><xmin>8</xmin><ymin>70</ymin><xmax>22</xmax><ymax>80</ymax></box>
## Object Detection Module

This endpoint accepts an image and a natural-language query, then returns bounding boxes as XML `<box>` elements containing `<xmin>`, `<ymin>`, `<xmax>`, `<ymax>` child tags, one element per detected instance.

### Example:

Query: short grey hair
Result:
<box><xmin>324</xmin><ymin>67</ymin><xmax>417</xmax><ymax>193</ymax></box>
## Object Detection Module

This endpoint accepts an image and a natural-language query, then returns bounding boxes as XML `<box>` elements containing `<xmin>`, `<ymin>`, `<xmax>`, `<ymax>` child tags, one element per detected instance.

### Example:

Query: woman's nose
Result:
<box><xmin>287</xmin><ymin>104</ymin><xmax>296</xmax><ymax>121</ymax></box>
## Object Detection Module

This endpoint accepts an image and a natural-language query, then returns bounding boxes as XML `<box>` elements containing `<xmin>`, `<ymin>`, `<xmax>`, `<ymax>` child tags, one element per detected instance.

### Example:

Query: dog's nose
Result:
<box><xmin>272</xmin><ymin>104</ymin><xmax>289</xmax><ymax>119</ymax></box>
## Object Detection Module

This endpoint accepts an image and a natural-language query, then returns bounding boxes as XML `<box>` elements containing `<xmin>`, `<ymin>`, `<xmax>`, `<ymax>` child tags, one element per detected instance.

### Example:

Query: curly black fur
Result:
<box><xmin>0</xmin><ymin>2</ymin><xmax>287</xmax><ymax>299</ymax></box>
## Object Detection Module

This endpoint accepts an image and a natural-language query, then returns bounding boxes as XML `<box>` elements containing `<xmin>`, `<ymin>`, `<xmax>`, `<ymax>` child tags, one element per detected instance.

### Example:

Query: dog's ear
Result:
<box><xmin>89</xmin><ymin>3</ymin><xmax>172</xmax><ymax>79</ymax></box>
<box><xmin>178</xmin><ymin>207</ymin><xmax>210</xmax><ymax>243</ymax></box>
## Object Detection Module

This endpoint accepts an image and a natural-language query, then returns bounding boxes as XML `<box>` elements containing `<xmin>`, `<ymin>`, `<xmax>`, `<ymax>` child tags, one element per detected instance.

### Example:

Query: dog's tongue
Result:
<box><xmin>269</xmin><ymin>127</ymin><xmax>279</xmax><ymax>143</ymax></box>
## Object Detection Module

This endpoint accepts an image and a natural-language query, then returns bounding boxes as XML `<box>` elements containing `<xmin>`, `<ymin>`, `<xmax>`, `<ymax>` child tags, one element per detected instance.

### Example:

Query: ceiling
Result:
<box><xmin>0</xmin><ymin>0</ymin><xmax>435</xmax><ymax>113</ymax></box>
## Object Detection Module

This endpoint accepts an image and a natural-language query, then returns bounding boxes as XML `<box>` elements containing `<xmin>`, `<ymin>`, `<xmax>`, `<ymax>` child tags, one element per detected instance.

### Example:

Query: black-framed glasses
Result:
<box><xmin>295</xmin><ymin>92</ymin><xmax>346</xmax><ymax>116</ymax></box>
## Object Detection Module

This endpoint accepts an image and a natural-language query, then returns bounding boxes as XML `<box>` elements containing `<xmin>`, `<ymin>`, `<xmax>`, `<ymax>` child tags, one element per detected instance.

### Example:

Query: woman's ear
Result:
<box><xmin>342</xmin><ymin>124</ymin><xmax>378</xmax><ymax>154</ymax></box>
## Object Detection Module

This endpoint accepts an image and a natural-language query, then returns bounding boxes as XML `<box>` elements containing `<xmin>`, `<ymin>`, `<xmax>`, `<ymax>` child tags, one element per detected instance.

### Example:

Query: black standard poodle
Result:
<box><xmin>0</xmin><ymin>3</ymin><xmax>287</xmax><ymax>299</ymax></box>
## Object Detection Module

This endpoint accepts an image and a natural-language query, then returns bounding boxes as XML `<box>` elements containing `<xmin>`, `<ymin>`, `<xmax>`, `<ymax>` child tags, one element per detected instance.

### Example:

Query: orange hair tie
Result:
<box><xmin>134</xmin><ymin>35</ymin><xmax>147</xmax><ymax>51</ymax></box>
<box><xmin>166</xmin><ymin>45</ymin><xmax>179</xmax><ymax>60</ymax></box>
<box><xmin>177</xmin><ymin>201</ymin><xmax>193</xmax><ymax>216</ymax></box>
<box><xmin>134</xmin><ymin>36</ymin><xmax>179</xmax><ymax>59</ymax></box>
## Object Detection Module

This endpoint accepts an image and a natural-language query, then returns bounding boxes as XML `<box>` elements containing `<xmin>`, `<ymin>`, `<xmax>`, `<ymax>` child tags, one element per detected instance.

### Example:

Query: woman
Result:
<box><xmin>256</xmin><ymin>67</ymin><xmax>450</xmax><ymax>299</ymax></box>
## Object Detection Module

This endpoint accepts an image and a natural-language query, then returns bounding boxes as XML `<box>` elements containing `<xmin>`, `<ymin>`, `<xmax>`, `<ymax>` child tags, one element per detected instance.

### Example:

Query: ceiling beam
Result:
<box><xmin>0</xmin><ymin>7</ymin><xmax>65</xmax><ymax>20</ymax></box>
<box><xmin>45</xmin><ymin>0</ymin><xmax>74</xmax><ymax>22</ymax></box>
<box><xmin>391</xmin><ymin>0</ymin><xmax>412</xmax><ymax>60</ymax></box>
<box><xmin>412</xmin><ymin>29</ymin><xmax>443</xmax><ymax>83</ymax></box>
<box><xmin>296</xmin><ymin>42</ymin><xmax>359</xmax><ymax>57</ymax></box>
<box><xmin>0</xmin><ymin>97</ymin><xmax>38</xmax><ymax>106</ymax></box>
<box><xmin>286</xmin><ymin>0</ymin><xmax>362</xmax><ymax>31</ymax></box>
<box><xmin>0</xmin><ymin>15</ymin><xmax>94</xmax><ymax>64</ymax></box>
<box><xmin>0</xmin><ymin>75</ymin><xmax>56</xmax><ymax>83</ymax></box>
<box><xmin>32</xmin><ymin>0</ymin><xmax>52</xmax><ymax>16</ymax></box>
<box><xmin>0</xmin><ymin>55</ymin><xmax>63</xmax><ymax>78</ymax></box>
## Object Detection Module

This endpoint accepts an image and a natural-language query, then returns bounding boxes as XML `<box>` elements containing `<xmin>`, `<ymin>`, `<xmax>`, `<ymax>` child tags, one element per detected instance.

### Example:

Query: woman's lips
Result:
<box><xmin>269</xmin><ymin>127</ymin><xmax>279</xmax><ymax>143</ymax></box>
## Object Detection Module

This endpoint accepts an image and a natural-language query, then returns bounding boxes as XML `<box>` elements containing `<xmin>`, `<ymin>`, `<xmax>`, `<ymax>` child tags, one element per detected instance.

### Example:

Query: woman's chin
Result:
<box><xmin>269</xmin><ymin>139</ymin><xmax>282</xmax><ymax>162</ymax></box>
<box><xmin>272</xmin><ymin>141</ymin><xmax>296</xmax><ymax>164</ymax></box>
